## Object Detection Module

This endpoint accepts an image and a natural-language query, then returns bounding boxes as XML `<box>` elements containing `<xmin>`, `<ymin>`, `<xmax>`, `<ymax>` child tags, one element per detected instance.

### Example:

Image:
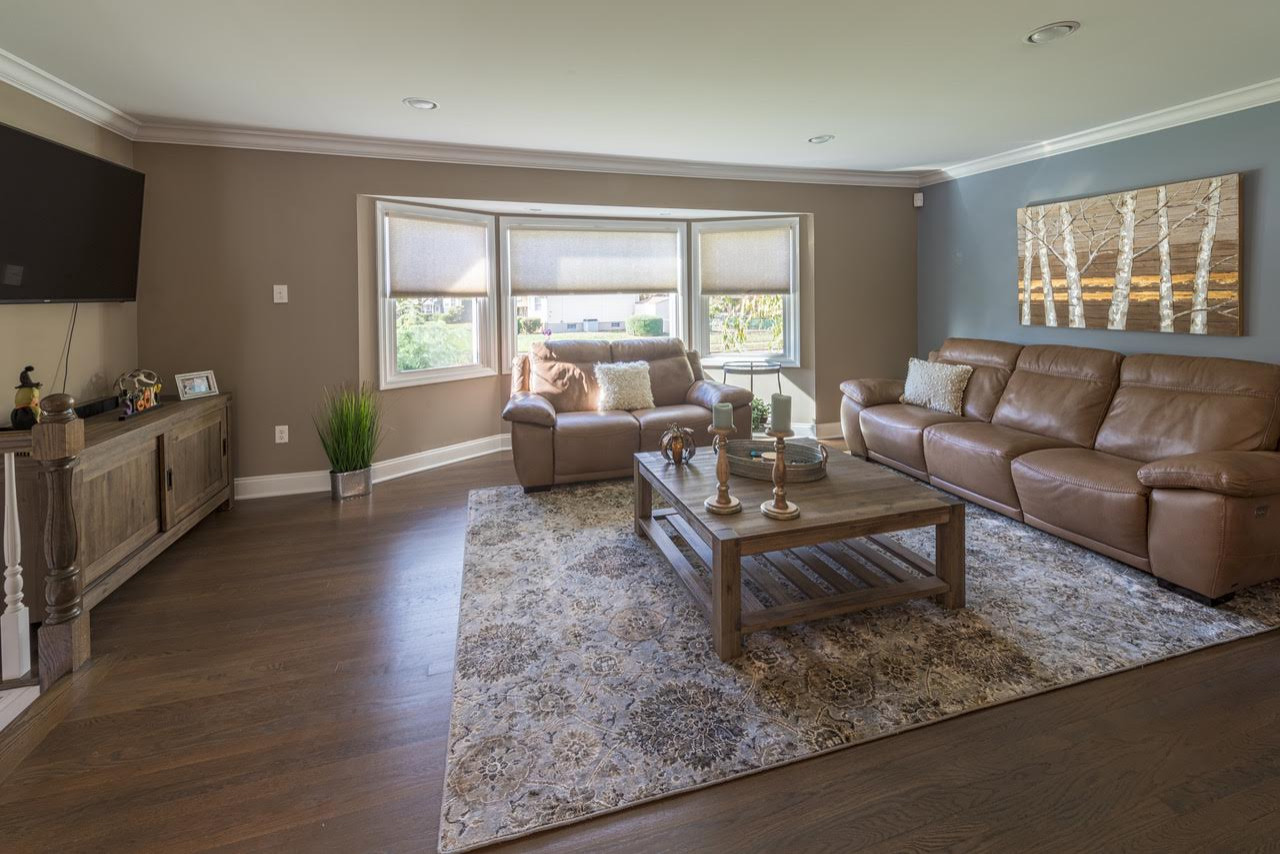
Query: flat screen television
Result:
<box><xmin>0</xmin><ymin>121</ymin><xmax>145</xmax><ymax>303</ymax></box>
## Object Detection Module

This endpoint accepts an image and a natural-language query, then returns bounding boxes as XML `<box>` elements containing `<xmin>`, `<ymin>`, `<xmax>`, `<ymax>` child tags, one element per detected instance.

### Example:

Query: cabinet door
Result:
<box><xmin>77</xmin><ymin>440</ymin><xmax>165</xmax><ymax>587</ymax></box>
<box><xmin>162</xmin><ymin>407</ymin><xmax>229</xmax><ymax>529</ymax></box>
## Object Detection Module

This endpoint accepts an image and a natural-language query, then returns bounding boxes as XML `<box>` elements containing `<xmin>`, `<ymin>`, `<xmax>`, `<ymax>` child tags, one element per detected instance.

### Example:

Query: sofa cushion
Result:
<box><xmin>634</xmin><ymin>404</ymin><xmax>714</xmax><ymax>452</ymax></box>
<box><xmin>924</xmin><ymin>422</ymin><xmax>1071</xmax><ymax>514</ymax></box>
<box><xmin>595</xmin><ymin>361</ymin><xmax>655</xmax><ymax>411</ymax></box>
<box><xmin>552</xmin><ymin>410</ymin><xmax>639</xmax><ymax>476</ymax></box>
<box><xmin>859</xmin><ymin>404</ymin><xmax>970</xmax><ymax>476</ymax></box>
<box><xmin>991</xmin><ymin>345</ymin><xmax>1123</xmax><ymax>447</ymax></box>
<box><xmin>1012</xmin><ymin>449</ymin><xmax>1150</xmax><ymax>561</ymax></box>
<box><xmin>935</xmin><ymin>338</ymin><xmax>1024</xmax><ymax>421</ymax></box>
<box><xmin>901</xmin><ymin>357</ymin><xmax>974</xmax><ymax>415</ymax></box>
<box><xmin>610</xmin><ymin>338</ymin><xmax>695</xmax><ymax>407</ymax></box>
<box><xmin>531</xmin><ymin>340</ymin><xmax>613</xmax><ymax>412</ymax></box>
<box><xmin>1094</xmin><ymin>354</ymin><xmax>1280</xmax><ymax>461</ymax></box>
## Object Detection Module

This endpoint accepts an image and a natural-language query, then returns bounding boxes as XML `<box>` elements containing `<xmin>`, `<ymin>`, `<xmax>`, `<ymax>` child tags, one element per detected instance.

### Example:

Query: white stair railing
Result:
<box><xmin>2</xmin><ymin>450</ymin><xmax>31</xmax><ymax>681</ymax></box>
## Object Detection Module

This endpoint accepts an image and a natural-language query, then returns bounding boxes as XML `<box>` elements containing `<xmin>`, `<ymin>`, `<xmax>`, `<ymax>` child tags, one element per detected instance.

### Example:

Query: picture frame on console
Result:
<box><xmin>175</xmin><ymin>370</ymin><xmax>219</xmax><ymax>400</ymax></box>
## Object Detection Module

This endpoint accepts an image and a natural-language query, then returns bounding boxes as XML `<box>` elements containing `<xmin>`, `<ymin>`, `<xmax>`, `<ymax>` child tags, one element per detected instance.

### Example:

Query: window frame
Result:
<box><xmin>376</xmin><ymin>200</ymin><xmax>499</xmax><ymax>389</ymax></box>
<box><xmin>499</xmin><ymin>216</ymin><xmax>688</xmax><ymax>370</ymax></box>
<box><xmin>690</xmin><ymin>216</ymin><xmax>801</xmax><ymax>368</ymax></box>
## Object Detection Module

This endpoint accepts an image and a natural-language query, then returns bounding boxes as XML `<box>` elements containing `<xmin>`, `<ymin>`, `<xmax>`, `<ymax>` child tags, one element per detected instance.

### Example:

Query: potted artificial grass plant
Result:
<box><xmin>316</xmin><ymin>384</ymin><xmax>384</xmax><ymax>500</ymax></box>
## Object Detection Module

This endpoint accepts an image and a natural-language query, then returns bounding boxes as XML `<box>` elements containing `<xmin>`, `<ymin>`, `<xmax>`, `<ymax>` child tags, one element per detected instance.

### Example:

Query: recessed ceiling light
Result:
<box><xmin>808</xmin><ymin>134</ymin><xmax>836</xmax><ymax>144</ymax></box>
<box><xmin>403</xmin><ymin>97</ymin><xmax>438</xmax><ymax>110</ymax></box>
<box><xmin>1026</xmin><ymin>21</ymin><xmax>1080</xmax><ymax>44</ymax></box>
<box><xmin>528</xmin><ymin>207</ymin><xmax>543</xmax><ymax>212</ymax></box>
<box><xmin>658</xmin><ymin>212</ymin><xmax>671</xmax><ymax>216</ymax></box>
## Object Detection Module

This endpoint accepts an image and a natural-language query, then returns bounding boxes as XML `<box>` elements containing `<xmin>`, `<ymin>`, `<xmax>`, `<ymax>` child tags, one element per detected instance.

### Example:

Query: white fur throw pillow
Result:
<box><xmin>595</xmin><ymin>361</ymin><xmax>655</xmax><ymax>412</ymax></box>
<box><xmin>900</xmin><ymin>357</ymin><xmax>974</xmax><ymax>415</ymax></box>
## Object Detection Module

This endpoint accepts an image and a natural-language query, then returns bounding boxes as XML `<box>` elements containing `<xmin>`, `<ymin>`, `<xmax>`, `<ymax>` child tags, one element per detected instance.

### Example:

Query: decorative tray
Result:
<box><xmin>723</xmin><ymin>438</ymin><xmax>829</xmax><ymax>482</ymax></box>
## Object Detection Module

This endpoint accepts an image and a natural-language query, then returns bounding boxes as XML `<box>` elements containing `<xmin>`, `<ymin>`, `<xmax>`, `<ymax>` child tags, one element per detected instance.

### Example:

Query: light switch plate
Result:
<box><xmin>273</xmin><ymin>284</ymin><xmax>289</xmax><ymax>303</ymax></box>
<box><xmin>275</xmin><ymin>425</ymin><xmax>289</xmax><ymax>443</ymax></box>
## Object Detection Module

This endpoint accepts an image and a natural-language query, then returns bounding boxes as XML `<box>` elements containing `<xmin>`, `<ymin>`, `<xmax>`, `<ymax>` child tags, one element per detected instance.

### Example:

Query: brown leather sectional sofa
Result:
<box><xmin>841</xmin><ymin>338</ymin><xmax>1280</xmax><ymax>604</ymax></box>
<box><xmin>503</xmin><ymin>338</ymin><xmax>753</xmax><ymax>490</ymax></box>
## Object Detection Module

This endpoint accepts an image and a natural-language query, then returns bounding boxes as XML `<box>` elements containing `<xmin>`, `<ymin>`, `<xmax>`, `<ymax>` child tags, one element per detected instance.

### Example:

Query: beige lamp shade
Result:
<box><xmin>697</xmin><ymin>224</ymin><xmax>793</xmax><ymax>294</ymax></box>
<box><xmin>386</xmin><ymin>211</ymin><xmax>493</xmax><ymax>298</ymax></box>
<box><xmin>507</xmin><ymin>227</ymin><xmax>681</xmax><ymax>295</ymax></box>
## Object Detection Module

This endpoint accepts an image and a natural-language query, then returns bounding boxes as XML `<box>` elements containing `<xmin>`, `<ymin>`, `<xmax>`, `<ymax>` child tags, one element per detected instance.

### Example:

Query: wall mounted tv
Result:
<box><xmin>0</xmin><ymin>121</ymin><xmax>145</xmax><ymax>303</ymax></box>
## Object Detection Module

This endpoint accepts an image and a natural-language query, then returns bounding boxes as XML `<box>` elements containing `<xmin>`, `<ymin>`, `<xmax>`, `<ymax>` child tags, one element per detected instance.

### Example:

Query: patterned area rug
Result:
<box><xmin>439</xmin><ymin>478</ymin><xmax>1280</xmax><ymax>852</ymax></box>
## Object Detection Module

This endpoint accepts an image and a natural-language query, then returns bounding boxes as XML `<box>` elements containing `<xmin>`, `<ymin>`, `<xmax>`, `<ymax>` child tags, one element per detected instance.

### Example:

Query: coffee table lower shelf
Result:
<box><xmin>639</xmin><ymin>507</ymin><xmax>957</xmax><ymax>649</ymax></box>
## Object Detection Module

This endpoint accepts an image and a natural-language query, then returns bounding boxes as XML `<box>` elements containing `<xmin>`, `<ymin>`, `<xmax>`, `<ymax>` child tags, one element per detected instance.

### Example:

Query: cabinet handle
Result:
<box><xmin>166</xmin><ymin>468</ymin><xmax>173</xmax><ymax>490</ymax></box>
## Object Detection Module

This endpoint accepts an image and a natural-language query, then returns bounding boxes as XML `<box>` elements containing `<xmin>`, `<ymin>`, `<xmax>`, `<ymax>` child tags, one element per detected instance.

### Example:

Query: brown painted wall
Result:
<box><xmin>0</xmin><ymin>81</ymin><xmax>137</xmax><ymax>423</ymax></box>
<box><xmin>133</xmin><ymin>142</ymin><xmax>916</xmax><ymax>478</ymax></box>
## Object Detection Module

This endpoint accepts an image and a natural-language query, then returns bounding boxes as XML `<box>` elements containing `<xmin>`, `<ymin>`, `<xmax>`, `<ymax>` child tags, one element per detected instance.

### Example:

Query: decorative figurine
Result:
<box><xmin>115</xmin><ymin>368</ymin><xmax>163</xmax><ymax>419</ymax></box>
<box><xmin>10</xmin><ymin>365</ymin><xmax>41</xmax><ymax>429</ymax></box>
<box><xmin>659</xmin><ymin>423</ymin><xmax>697</xmax><ymax>465</ymax></box>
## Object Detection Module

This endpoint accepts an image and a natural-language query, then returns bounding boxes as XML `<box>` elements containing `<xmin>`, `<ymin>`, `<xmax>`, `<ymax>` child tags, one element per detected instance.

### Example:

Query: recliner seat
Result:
<box><xmin>503</xmin><ymin>337</ymin><xmax>752</xmax><ymax>489</ymax></box>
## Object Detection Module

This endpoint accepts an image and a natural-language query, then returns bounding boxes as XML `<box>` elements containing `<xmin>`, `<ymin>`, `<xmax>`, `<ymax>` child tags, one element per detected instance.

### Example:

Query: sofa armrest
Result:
<box><xmin>686</xmin><ymin>379</ymin><xmax>753</xmax><ymax>409</ymax></box>
<box><xmin>501</xmin><ymin>392</ymin><xmax>556</xmax><ymax>428</ymax></box>
<box><xmin>1137</xmin><ymin>451</ymin><xmax>1280</xmax><ymax>498</ymax></box>
<box><xmin>839</xmin><ymin>378</ymin><xmax>904</xmax><ymax>408</ymax></box>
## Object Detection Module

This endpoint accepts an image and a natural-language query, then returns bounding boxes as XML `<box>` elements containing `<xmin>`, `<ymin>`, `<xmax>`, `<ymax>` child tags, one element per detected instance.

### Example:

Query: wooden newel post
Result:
<box><xmin>31</xmin><ymin>393</ymin><xmax>89</xmax><ymax>690</ymax></box>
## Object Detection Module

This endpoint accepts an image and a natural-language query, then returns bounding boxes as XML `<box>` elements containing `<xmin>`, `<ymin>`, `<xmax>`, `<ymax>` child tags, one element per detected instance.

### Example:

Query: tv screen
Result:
<box><xmin>0</xmin><ymin>121</ymin><xmax>145</xmax><ymax>303</ymax></box>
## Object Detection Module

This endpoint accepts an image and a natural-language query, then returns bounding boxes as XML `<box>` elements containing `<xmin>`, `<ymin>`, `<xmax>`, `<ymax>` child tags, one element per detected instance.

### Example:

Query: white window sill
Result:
<box><xmin>380</xmin><ymin>364</ymin><xmax>497</xmax><ymax>390</ymax></box>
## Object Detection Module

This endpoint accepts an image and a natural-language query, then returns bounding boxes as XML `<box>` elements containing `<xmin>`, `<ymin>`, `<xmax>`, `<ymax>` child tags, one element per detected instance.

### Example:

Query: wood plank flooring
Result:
<box><xmin>1</xmin><ymin>450</ymin><xmax>1279</xmax><ymax>851</ymax></box>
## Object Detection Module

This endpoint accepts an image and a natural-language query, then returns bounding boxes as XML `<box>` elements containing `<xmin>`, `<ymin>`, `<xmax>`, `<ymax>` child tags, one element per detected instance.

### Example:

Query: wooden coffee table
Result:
<box><xmin>634</xmin><ymin>446</ymin><xmax>965</xmax><ymax>660</ymax></box>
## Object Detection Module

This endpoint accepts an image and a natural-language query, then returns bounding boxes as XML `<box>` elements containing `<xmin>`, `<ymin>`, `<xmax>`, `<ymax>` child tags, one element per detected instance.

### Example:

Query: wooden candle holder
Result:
<box><xmin>704</xmin><ymin>426</ymin><xmax>742</xmax><ymax>515</ymax></box>
<box><xmin>760</xmin><ymin>430</ymin><xmax>800</xmax><ymax>520</ymax></box>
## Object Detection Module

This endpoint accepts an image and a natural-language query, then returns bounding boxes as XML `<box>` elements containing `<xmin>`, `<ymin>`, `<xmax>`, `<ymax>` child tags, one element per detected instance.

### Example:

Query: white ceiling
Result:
<box><xmin>2</xmin><ymin>0</ymin><xmax>1280</xmax><ymax>176</ymax></box>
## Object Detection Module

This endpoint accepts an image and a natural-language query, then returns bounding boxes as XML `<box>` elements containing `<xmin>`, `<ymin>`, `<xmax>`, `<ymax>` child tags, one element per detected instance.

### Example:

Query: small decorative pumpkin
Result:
<box><xmin>659</xmin><ymin>423</ymin><xmax>697</xmax><ymax>465</ymax></box>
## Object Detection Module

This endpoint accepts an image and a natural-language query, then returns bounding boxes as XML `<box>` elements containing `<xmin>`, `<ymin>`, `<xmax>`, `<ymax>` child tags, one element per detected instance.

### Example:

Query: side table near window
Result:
<box><xmin>720</xmin><ymin>360</ymin><xmax>783</xmax><ymax>399</ymax></box>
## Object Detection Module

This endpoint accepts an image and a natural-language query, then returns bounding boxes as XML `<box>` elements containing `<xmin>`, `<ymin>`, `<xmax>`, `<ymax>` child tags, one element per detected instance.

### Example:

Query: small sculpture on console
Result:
<box><xmin>10</xmin><ymin>365</ymin><xmax>42</xmax><ymax>429</ymax></box>
<box><xmin>116</xmin><ymin>368</ymin><xmax>163</xmax><ymax>419</ymax></box>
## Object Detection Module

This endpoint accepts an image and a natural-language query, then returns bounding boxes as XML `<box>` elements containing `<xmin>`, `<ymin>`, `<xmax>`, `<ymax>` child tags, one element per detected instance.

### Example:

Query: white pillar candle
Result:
<box><xmin>770</xmin><ymin>393</ymin><xmax>791</xmax><ymax>434</ymax></box>
<box><xmin>712</xmin><ymin>402</ymin><xmax>733</xmax><ymax>430</ymax></box>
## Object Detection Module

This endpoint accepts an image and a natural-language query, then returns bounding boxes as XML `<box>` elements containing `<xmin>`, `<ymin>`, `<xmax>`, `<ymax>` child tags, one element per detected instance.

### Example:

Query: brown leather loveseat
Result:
<box><xmin>841</xmin><ymin>338</ymin><xmax>1280</xmax><ymax>604</ymax></box>
<box><xmin>504</xmin><ymin>338</ymin><xmax>753</xmax><ymax>490</ymax></box>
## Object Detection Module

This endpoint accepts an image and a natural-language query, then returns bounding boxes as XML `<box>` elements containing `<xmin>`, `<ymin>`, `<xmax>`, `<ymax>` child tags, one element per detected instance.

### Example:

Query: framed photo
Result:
<box><xmin>175</xmin><ymin>370</ymin><xmax>219</xmax><ymax>400</ymax></box>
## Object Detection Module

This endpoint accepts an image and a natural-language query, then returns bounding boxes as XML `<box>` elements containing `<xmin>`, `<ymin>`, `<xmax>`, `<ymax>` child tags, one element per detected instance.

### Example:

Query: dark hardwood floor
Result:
<box><xmin>2</xmin><ymin>450</ymin><xmax>1279</xmax><ymax>852</ymax></box>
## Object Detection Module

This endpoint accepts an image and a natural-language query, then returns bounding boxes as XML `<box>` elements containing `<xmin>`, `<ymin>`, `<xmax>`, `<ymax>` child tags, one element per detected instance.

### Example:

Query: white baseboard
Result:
<box><xmin>813</xmin><ymin>421</ymin><xmax>843</xmax><ymax>439</ymax></box>
<box><xmin>234</xmin><ymin>433</ymin><xmax>512</xmax><ymax>500</ymax></box>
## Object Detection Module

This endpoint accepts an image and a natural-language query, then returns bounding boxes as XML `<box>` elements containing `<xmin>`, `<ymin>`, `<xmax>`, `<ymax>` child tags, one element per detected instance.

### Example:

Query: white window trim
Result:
<box><xmin>499</xmin><ymin>216</ymin><xmax>688</xmax><ymax>371</ymax></box>
<box><xmin>376</xmin><ymin>200</ymin><xmax>499</xmax><ymax>389</ymax></box>
<box><xmin>690</xmin><ymin>216</ymin><xmax>801</xmax><ymax>368</ymax></box>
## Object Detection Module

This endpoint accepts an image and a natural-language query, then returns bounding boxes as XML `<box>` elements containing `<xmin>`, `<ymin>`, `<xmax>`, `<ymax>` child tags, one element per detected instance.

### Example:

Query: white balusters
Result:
<box><xmin>2</xmin><ymin>450</ymin><xmax>31</xmax><ymax>681</ymax></box>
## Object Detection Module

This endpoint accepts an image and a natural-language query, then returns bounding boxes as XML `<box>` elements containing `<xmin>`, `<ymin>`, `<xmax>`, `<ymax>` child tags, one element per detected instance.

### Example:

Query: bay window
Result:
<box><xmin>500</xmin><ymin>217</ymin><xmax>686</xmax><ymax>358</ymax></box>
<box><xmin>376</xmin><ymin>201</ymin><xmax>498</xmax><ymax>388</ymax></box>
<box><xmin>691</xmin><ymin>217</ymin><xmax>800</xmax><ymax>366</ymax></box>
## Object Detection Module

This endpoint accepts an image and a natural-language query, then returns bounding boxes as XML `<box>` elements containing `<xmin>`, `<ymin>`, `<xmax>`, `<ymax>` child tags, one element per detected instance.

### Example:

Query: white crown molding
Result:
<box><xmin>234</xmin><ymin>433</ymin><xmax>511</xmax><ymax>500</ymax></box>
<box><xmin>6</xmin><ymin>47</ymin><xmax>1280</xmax><ymax>191</ymax></box>
<box><xmin>920</xmin><ymin>75</ymin><xmax>1280</xmax><ymax>186</ymax></box>
<box><xmin>132</xmin><ymin>121</ymin><xmax>924</xmax><ymax>187</ymax></box>
<box><xmin>0</xmin><ymin>48</ymin><xmax>140</xmax><ymax>138</ymax></box>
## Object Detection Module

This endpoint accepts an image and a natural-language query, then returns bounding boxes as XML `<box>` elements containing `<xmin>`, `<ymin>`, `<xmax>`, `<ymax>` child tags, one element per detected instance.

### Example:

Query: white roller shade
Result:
<box><xmin>507</xmin><ymin>226</ymin><xmax>680</xmax><ymax>295</ymax></box>
<box><xmin>385</xmin><ymin>210</ymin><xmax>493</xmax><ymax>298</ymax></box>
<box><xmin>697</xmin><ymin>223</ymin><xmax>794</xmax><ymax>294</ymax></box>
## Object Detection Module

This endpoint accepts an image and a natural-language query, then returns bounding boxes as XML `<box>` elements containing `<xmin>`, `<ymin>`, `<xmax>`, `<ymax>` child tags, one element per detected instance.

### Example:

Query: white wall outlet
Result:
<box><xmin>273</xmin><ymin>283</ymin><xmax>289</xmax><ymax>303</ymax></box>
<box><xmin>274</xmin><ymin>425</ymin><xmax>289</xmax><ymax>443</ymax></box>
<box><xmin>913</xmin><ymin>192</ymin><xmax>925</xmax><ymax>209</ymax></box>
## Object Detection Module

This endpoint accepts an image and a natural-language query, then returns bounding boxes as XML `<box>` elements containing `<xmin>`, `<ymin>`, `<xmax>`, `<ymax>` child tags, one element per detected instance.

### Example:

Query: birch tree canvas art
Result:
<box><xmin>1016</xmin><ymin>174</ymin><xmax>1240</xmax><ymax>335</ymax></box>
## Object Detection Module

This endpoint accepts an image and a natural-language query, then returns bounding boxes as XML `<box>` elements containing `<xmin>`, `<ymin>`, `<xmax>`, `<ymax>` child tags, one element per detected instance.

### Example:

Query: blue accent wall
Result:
<box><xmin>918</xmin><ymin>100</ymin><xmax>1280</xmax><ymax>364</ymax></box>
